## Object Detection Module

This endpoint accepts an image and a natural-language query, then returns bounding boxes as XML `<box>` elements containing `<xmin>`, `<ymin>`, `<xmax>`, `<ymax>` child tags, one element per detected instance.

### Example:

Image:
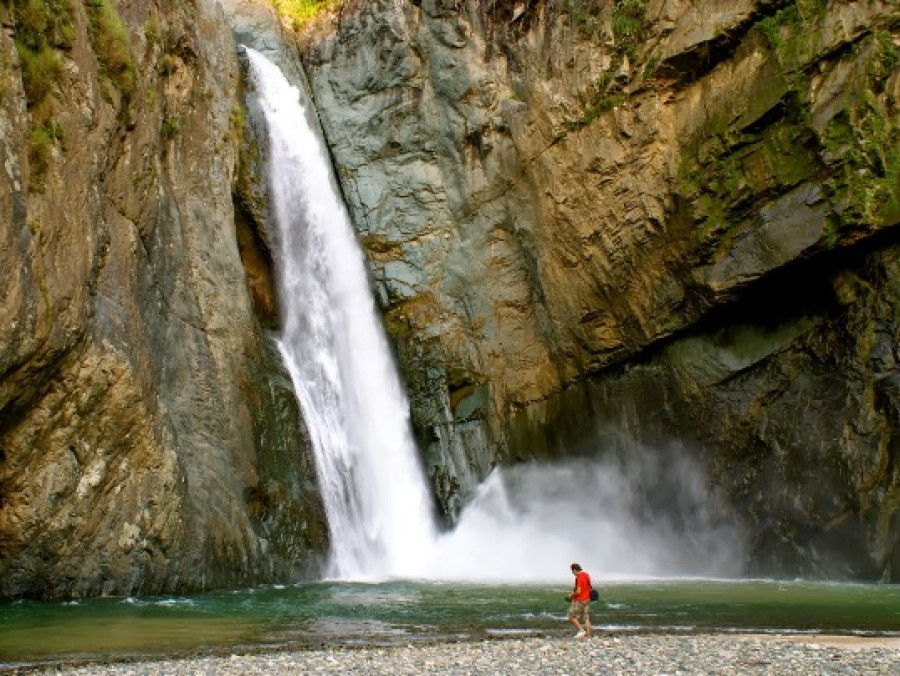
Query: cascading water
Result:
<box><xmin>246</xmin><ymin>48</ymin><xmax>744</xmax><ymax>584</ymax></box>
<box><xmin>245</xmin><ymin>48</ymin><xmax>436</xmax><ymax>580</ymax></box>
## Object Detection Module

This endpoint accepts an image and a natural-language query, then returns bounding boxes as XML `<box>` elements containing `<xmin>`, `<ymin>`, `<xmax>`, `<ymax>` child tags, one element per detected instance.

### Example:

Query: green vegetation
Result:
<box><xmin>676</xmin><ymin>142</ymin><xmax>739</xmax><ymax>247</ymax></box>
<box><xmin>611</xmin><ymin>0</ymin><xmax>643</xmax><ymax>35</ymax></box>
<box><xmin>144</xmin><ymin>17</ymin><xmax>160</xmax><ymax>46</ymax></box>
<box><xmin>84</xmin><ymin>0</ymin><xmax>136</xmax><ymax>98</ymax></box>
<box><xmin>676</xmin><ymin>3</ymin><xmax>898</xmax><ymax>255</ymax></box>
<box><xmin>9</xmin><ymin>0</ymin><xmax>74</xmax><ymax>184</ymax></box>
<box><xmin>642</xmin><ymin>54</ymin><xmax>660</xmax><ymax>79</ymax></box>
<box><xmin>757</xmin><ymin>0</ymin><xmax>829</xmax><ymax>75</ymax></box>
<box><xmin>758</xmin><ymin>0</ymin><xmax>828</xmax><ymax>46</ymax></box>
<box><xmin>11</xmin><ymin>0</ymin><xmax>74</xmax><ymax>108</ymax></box>
<box><xmin>561</xmin><ymin>0</ymin><xmax>647</xmax><ymax>132</ymax></box>
<box><xmin>824</xmin><ymin>108</ymin><xmax>898</xmax><ymax>227</ymax></box>
<box><xmin>819</xmin><ymin>32</ymin><xmax>899</xmax><ymax>231</ymax></box>
<box><xmin>132</xmin><ymin>167</ymin><xmax>156</xmax><ymax>189</ymax></box>
<box><xmin>229</xmin><ymin>104</ymin><xmax>247</xmax><ymax>144</ymax></box>
<box><xmin>16</xmin><ymin>39</ymin><xmax>63</xmax><ymax>105</ymax></box>
<box><xmin>162</xmin><ymin>115</ymin><xmax>181</xmax><ymax>140</ymax></box>
<box><xmin>563</xmin><ymin>0</ymin><xmax>604</xmax><ymax>38</ymax></box>
<box><xmin>11</xmin><ymin>0</ymin><xmax>76</xmax><ymax>53</ymax></box>
<box><xmin>27</xmin><ymin>119</ymin><xmax>64</xmax><ymax>176</ymax></box>
<box><xmin>759</xmin><ymin>119</ymin><xmax>817</xmax><ymax>188</ymax></box>
<box><xmin>869</xmin><ymin>30</ymin><xmax>900</xmax><ymax>85</ymax></box>
<box><xmin>611</xmin><ymin>0</ymin><xmax>646</xmax><ymax>57</ymax></box>
<box><xmin>158</xmin><ymin>53</ymin><xmax>178</xmax><ymax>76</ymax></box>
<box><xmin>272</xmin><ymin>0</ymin><xmax>340</xmax><ymax>31</ymax></box>
<box><xmin>676</xmin><ymin>110</ymin><xmax>821</xmax><ymax>254</ymax></box>
<box><xmin>27</xmin><ymin>126</ymin><xmax>53</xmax><ymax>176</ymax></box>
<box><xmin>565</xmin><ymin>66</ymin><xmax>627</xmax><ymax>131</ymax></box>
<box><xmin>8</xmin><ymin>0</ymin><xmax>137</xmax><ymax>183</ymax></box>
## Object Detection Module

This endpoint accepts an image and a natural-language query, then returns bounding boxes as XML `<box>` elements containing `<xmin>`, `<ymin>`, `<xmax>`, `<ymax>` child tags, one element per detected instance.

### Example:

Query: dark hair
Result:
<box><xmin>570</xmin><ymin>563</ymin><xmax>582</xmax><ymax>572</ymax></box>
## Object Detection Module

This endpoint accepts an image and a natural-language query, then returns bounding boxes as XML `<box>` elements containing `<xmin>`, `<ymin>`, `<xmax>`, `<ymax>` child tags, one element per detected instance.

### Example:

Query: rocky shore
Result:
<box><xmin>22</xmin><ymin>633</ymin><xmax>900</xmax><ymax>674</ymax></box>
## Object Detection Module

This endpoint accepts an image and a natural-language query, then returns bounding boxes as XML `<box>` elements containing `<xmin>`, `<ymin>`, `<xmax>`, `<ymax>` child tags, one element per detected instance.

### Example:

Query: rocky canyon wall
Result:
<box><xmin>297</xmin><ymin>0</ymin><xmax>899</xmax><ymax>580</ymax></box>
<box><xmin>0</xmin><ymin>0</ymin><xmax>327</xmax><ymax>598</ymax></box>
<box><xmin>1</xmin><ymin>0</ymin><xmax>897</xmax><ymax>597</ymax></box>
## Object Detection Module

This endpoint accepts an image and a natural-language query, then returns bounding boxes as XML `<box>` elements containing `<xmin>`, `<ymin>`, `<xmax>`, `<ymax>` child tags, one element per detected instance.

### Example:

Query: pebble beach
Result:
<box><xmin>19</xmin><ymin>633</ymin><xmax>900</xmax><ymax>675</ymax></box>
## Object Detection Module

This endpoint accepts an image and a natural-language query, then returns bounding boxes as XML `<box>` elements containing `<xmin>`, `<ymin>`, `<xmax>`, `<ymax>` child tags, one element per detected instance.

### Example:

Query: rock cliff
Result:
<box><xmin>1</xmin><ymin>0</ymin><xmax>897</xmax><ymax>597</ymax></box>
<box><xmin>0</xmin><ymin>0</ymin><xmax>327</xmax><ymax>598</ymax></box>
<box><xmin>298</xmin><ymin>0</ymin><xmax>899</xmax><ymax>580</ymax></box>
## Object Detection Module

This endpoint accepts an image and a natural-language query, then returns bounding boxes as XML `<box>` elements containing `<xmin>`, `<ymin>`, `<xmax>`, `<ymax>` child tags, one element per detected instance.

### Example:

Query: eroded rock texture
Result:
<box><xmin>1</xmin><ymin>0</ymin><xmax>897</xmax><ymax>595</ymax></box>
<box><xmin>0</xmin><ymin>0</ymin><xmax>327</xmax><ymax>598</ymax></box>
<box><xmin>299</xmin><ymin>0</ymin><xmax>899</xmax><ymax>579</ymax></box>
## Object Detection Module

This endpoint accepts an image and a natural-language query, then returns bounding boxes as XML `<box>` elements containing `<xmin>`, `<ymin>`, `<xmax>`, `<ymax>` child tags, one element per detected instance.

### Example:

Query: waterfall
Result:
<box><xmin>245</xmin><ymin>48</ymin><xmax>436</xmax><ymax>580</ymax></box>
<box><xmin>245</xmin><ymin>48</ymin><xmax>744</xmax><ymax>584</ymax></box>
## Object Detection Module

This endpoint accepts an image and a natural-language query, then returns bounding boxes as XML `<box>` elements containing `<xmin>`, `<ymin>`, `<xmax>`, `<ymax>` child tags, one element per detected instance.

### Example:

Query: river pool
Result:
<box><xmin>2</xmin><ymin>578</ymin><xmax>898</xmax><ymax>667</ymax></box>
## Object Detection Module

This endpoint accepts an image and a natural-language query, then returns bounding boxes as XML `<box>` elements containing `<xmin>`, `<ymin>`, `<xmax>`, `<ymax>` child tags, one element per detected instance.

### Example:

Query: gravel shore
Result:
<box><xmin>20</xmin><ymin>633</ymin><xmax>900</xmax><ymax>675</ymax></box>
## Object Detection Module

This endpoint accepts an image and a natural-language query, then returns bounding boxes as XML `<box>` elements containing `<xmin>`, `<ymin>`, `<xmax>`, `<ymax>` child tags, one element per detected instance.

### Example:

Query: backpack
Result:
<box><xmin>584</xmin><ymin>572</ymin><xmax>600</xmax><ymax>601</ymax></box>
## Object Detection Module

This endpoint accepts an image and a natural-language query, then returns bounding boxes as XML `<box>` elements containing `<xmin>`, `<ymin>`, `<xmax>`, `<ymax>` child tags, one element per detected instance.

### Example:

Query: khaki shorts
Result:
<box><xmin>567</xmin><ymin>599</ymin><xmax>590</xmax><ymax>623</ymax></box>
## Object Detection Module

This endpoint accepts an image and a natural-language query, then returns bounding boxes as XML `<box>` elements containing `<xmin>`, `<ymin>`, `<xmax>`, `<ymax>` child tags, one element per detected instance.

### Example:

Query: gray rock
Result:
<box><xmin>0</xmin><ymin>0</ymin><xmax>327</xmax><ymax>598</ymax></box>
<box><xmin>702</xmin><ymin>183</ymin><xmax>829</xmax><ymax>293</ymax></box>
<box><xmin>298</xmin><ymin>0</ymin><xmax>900</xmax><ymax>579</ymax></box>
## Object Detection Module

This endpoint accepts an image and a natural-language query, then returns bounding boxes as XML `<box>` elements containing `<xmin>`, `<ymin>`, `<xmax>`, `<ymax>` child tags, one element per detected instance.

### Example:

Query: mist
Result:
<box><xmin>419</xmin><ymin>444</ymin><xmax>746</xmax><ymax>583</ymax></box>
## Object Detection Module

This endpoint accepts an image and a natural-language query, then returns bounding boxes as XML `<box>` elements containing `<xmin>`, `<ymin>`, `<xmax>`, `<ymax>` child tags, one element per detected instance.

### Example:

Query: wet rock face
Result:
<box><xmin>506</xmin><ymin>243</ymin><xmax>900</xmax><ymax>581</ymax></box>
<box><xmin>299</xmin><ymin>0</ymin><xmax>899</xmax><ymax>578</ymax></box>
<box><xmin>0</xmin><ymin>0</ymin><xmax>327</xmax><ymax>598</ymax></box>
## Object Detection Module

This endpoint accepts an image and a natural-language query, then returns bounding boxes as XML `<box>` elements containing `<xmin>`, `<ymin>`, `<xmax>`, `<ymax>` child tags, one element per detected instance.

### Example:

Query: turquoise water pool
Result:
<box><xmin>2</xmin><ymin>579</ymin><xmax>898</xmax><ymax>666</ymax></box>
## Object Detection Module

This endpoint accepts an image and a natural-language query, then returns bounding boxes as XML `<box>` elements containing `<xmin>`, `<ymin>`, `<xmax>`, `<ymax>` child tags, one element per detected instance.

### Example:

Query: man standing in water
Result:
<box><xmin>566</xmin><ymin>562</ymin><xmax>592</xmax><ymax>639</ymax></box>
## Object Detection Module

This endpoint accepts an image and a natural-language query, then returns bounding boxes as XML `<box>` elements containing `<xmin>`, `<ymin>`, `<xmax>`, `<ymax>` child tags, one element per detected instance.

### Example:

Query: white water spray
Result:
<box><xmin>245</xmin><ymin>48</ymin><xmax>436</xmax><ymax>579</ymax></box>
<box><xmin>423</xmin><ymin>452</ymin><xmax>745</xmax><ymax>582</ymax></box>
<box><xmin>246</xmin><ymin>49</ymin><xmax>743</xmax><ymax>584</ymax></box>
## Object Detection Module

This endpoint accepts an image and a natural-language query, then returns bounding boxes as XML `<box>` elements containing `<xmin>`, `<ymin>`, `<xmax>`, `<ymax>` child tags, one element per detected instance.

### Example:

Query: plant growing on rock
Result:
<box><xmin>161</xmin><ymin>115</ymin><xmax>181</xmax><ymax>140</ymax></box>
<box><xmin>560</xmin><ymin>0</ymin><xmax>646</xmax><ymax>133</ymax></box>
<box><xmin>611</xmin><ymin>0</ymin><xmax>646</xmax><ymax>59</ymax></box>
<box><xmin>758</xmin><ymin>0</ymin><xmax>830</xmax><ymax>77</ymax></box>
<box><xmin>564</xmin><ymin>67</ymin><xmax>627</xmax><ymax>131</ymax></box>
<box><xmin>16</xmin><ymin>38</ymin><xmax>63</xmax><ymax>106</ymax></box>
<box><xmin>272</xmin><ymin>0</ymin><xmax>341</xmax><ymax>31</ymax></box>
<box><xmin>820</xmin><ymin>32</ymin><xmax>899</xmax><ymax>232</ymax></box>
<box><xmin>10</xmin><ymin>0</ymin><xmax>74</xmax><ymax>106</ymax></box>
<box><xmin>9</xmin><ymin>0</ymin><xmax>74</xmax><ymax>183</ymax></box>
<box><xmin>27</xmin><ymin>119</ymin><xmax>64</xmax><ymax>176</ymax></box>
<box><xmin>84</xmin><ymin>0</ymin><xmax>136</xmax><ymax>98</ymax></box>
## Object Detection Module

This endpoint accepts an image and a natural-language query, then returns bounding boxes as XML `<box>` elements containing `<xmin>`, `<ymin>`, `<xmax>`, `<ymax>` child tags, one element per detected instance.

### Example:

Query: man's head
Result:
<box><xmin>570</xmin><ymin>563</ymin><xmax>582</xmax><ymax>573</ymax></box>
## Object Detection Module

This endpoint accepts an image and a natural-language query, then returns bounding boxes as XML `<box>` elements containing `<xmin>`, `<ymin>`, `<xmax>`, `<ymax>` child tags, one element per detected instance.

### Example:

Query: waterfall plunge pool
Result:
<box><xmin>2</xmin><ymin>579</ymin><xmax>898</xmax><ymax>667</ymax></box>
<box><xmin>6</xmin><ymin>48</ymin><xmax>888</xmax><ymax>672</ymax></box>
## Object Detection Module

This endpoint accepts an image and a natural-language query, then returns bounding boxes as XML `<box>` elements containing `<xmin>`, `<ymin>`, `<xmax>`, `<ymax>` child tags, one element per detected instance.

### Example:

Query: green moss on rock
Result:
<box><xmin>821</xmin><ymin>33</ymin><xmax>900</xmax><ymax>231</ymax></box>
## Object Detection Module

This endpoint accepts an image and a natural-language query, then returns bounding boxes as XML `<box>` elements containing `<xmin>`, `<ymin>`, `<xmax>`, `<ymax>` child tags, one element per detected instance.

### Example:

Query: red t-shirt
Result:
<box><xmin>573</xmin><ymin>571</ymin><xmax>591</xmax><ymax>602</ymax></box>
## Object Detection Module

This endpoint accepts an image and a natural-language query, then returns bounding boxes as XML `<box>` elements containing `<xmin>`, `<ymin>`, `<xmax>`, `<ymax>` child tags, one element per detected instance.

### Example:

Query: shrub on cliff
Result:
<box><xmin>273</xmin><ymin>0</ymin><xmax>341</xmax><ymax>31</ymax></box>
<box><xmin>10</xmin><ymin>0</ymin><xmax>73</xmax><ymax>108</ymax></box>
<box><xmin>84</xmin><ymin>0</ymin><xmax>136</xmax><ymax>99</ymax></box>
